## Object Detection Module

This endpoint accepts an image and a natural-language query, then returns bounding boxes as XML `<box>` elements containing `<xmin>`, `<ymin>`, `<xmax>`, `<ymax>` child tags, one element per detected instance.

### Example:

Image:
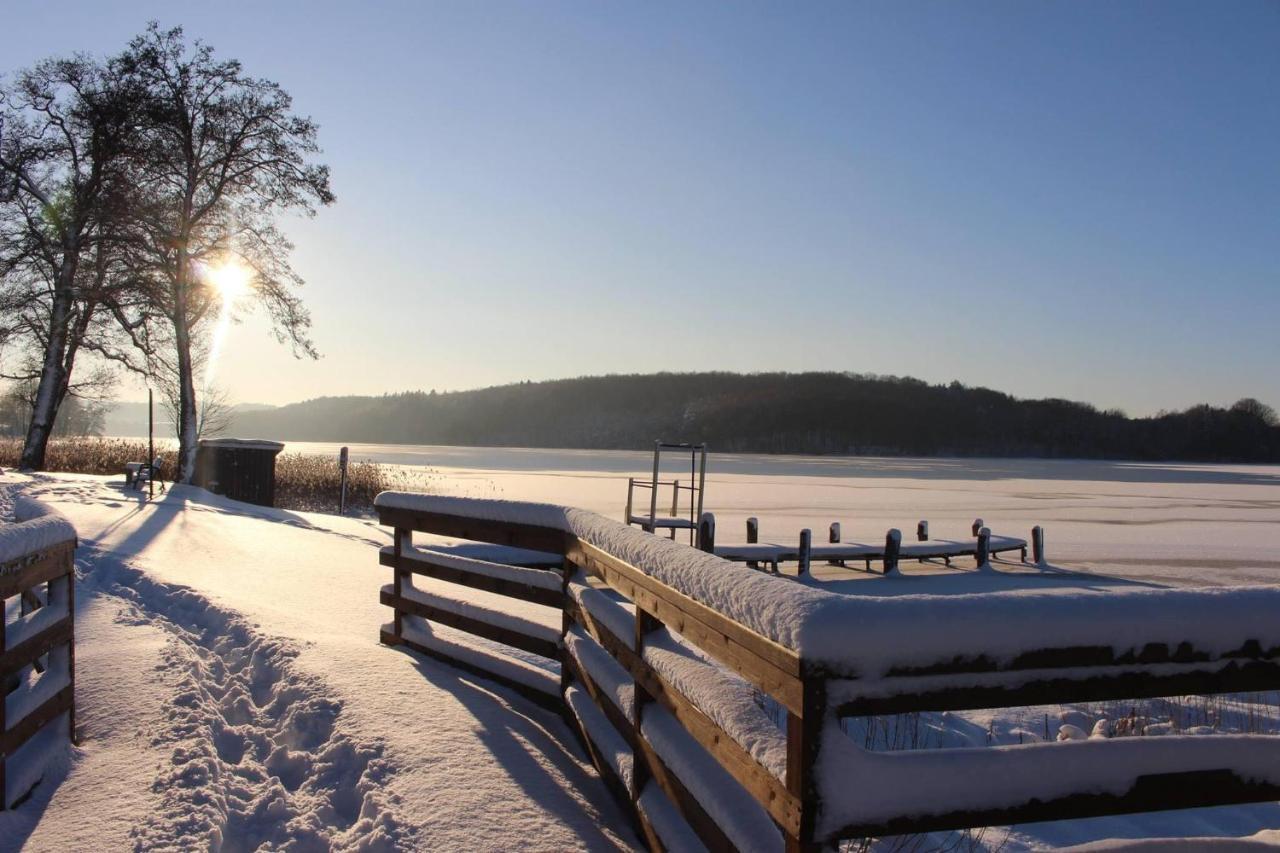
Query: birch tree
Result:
<box><xmin>117</xmin><ymin>25</ymin><xmax>332</xmax><ymax>481</ymax></box>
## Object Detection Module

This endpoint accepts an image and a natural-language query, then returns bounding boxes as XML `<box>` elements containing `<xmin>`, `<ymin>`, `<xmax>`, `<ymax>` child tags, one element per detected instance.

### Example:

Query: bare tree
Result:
<box><xmin>115</xmin><ymin>24</ymin><xmax>332</xmax><ymax>480</ymax></box>
<box><xmin>0</xmin><ymin>54</ymin><xmax>144</xmax><ymax>468</ymax></box>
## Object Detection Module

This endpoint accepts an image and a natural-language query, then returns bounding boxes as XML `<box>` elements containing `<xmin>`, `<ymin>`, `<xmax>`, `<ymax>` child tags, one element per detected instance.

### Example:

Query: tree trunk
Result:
<box><xmin>19</xmin><ymin>263</ymin><xmax>77</xmax><ymax>471</ymax></box>
<box><xmin>174</xmin><ymin>275</ymin><xmax>200</xmax><ymax>484</ymax></box>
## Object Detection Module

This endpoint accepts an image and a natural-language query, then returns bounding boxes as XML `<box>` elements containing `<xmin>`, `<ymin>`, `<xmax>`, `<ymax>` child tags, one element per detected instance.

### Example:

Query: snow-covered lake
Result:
<box><xmin>284</xmin><ymin>443</ymin><xmax>1280</xmax><ymax>588</ymax></box>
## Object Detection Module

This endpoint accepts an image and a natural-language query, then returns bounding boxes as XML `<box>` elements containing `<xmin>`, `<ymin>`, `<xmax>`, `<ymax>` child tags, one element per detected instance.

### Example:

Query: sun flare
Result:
<box><xmin>205</xmin><ymin>258</ymin><xmax>253</xmax><ymax>302</ymax></box>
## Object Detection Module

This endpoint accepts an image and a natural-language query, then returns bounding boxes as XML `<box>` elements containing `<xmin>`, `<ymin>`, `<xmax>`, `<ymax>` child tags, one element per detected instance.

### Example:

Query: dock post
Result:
<box><xmin>884</xmin><ymin>529</ymin><xmax>901</xmax><ymax>574</ymax></box>
<box><xmin>745</xmin><ymin>517</ymin><xmax>759</xmax><ymax>569</ymax></box>
<box><xmin>698</xmin><ymin>512</ymin><xmax>716</xmax><ymax>553</ymax></box>
<box><xmin>828</xmin><ymin>522</ymin><xmax>844</xmax><ymax>566</ymax></box>
<box><xmin>976</xmin><ymin>527</ymin><xmax>992</xmax><ymax>569</ymax></box>
<box><xmin>798</xmin><ymin>529</ymin><xmax>812</xmax><ymax>576</ymax></box>
<box><xmin>1032</xmin><ymin>525</ymin><xmax>1045</xmax><ymax>566</ymax></box>
<box><xmin>972</xmin><ymin>517</ymin><xmax>984</xmax><ymax>537</ymax></box>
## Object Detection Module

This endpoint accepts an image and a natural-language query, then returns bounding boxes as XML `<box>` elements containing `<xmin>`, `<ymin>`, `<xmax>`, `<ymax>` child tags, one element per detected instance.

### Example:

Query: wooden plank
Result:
<box><xmin>380</xmin><ymin>589</ymin><xmax>560</xmax><ymax>660</ymax></box>
<box><xmin>634</xmin><ymin>729</ymin><xmax>736</xmax><ymax>853</ymax></box>
<box><xmin>825</xmin><ymin>768</ymin><xmax>1280</xmax><ymax>844</ymax></box>
<box><xmin>562</xmin><ymin>647</ymin><xmax>636</xmax><ymax>749</ymax></box>
<box><xmin>566</xmin><ymin>632</ymin><xmax>733</xmax><ymax>852</ymax></box>
<box><xmin>0</xmin><ymin>617</ymin><xmax>72</xmax><ymax>674</ymax></box>
<box><xmin>0</xmin><ymin>543</ymin><xmax>74</xmax><ymax>600</ymax></box>
<box><xmin>376</xmin><ymin>507</ymin><xmax>570</xmax><ymax>556</ymax></box>
<box><xmin>0</xmin><ymin>684</ymin><xmax>73</xmax><ymax>756</ymax></box>
<box><xmin>567</xmin><ymin>539</ymin><xmax>803</xmax><ymax>713</ymax></box>
<box><xmin>836</xmin><ymin>657</ymin><xmax>1280</xmax><ymax>717</ymax></box>
<box><xmin>379</xmin><ymin>628</ymin><xmax>563</xmax><ymax>714</ymax></box>
<box><xmin>380</xmin><ymin>549</ymin><xmax>564</xmax><ymax>608</ymax></box>
<box><xmin>634</xmin><ymin>797</ymin><xmax>669</xmax><ymax>853</ymax></box>
<box><xmin>567</xmin><ymin>597</ymin><xmax>802</xmax><ymax>837</ymax></box>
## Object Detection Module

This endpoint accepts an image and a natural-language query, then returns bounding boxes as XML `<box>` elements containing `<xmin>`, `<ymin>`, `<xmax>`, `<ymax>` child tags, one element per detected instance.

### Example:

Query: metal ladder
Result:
<box><xmin>624</xmin><ymin>441</ymin><xmax>707</xmax><ymax>545</ymax></box>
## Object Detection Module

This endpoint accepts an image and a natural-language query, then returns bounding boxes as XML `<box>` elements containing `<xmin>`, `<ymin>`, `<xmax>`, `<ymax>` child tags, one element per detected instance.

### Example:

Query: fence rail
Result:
<box><xmin>375</xmin><ymin>494</ymin><xmax>1280</xmax><ymax>852</ymax></box>
<box><xmin>1</xmin><ymin>498</ymin><xmax>76</xmax><ymax>810</ymax></box>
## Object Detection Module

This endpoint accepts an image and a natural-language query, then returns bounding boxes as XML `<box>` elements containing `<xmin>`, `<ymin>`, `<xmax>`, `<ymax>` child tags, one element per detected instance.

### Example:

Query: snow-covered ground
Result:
<box><xmin>2</xmin><ymin>453</ymin><xmax>1278</xmax><ymax>851</ymax></box>
<box><xmin>0</xmin><ymin>472</ymin><xmax>631</xmax><ymax>852</ymax></box>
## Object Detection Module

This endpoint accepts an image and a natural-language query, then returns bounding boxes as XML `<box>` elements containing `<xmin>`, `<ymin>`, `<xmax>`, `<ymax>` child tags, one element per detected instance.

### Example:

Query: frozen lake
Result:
<box><xmin>272</xmin><ymin>441</ymin><xmax>1280</xmax><ymax>586</ymax></box>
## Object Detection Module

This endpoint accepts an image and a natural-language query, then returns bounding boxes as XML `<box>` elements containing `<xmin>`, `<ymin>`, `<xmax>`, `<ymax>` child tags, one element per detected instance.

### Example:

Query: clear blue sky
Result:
<box><xmin>7</xmin><ymin>1</ymin><xmax>1279</xmax><ymax>415</ymax></box>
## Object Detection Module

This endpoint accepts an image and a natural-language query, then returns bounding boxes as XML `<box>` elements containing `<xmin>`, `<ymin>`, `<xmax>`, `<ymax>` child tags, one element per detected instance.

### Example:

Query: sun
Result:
<box><xmin>205</xmin><ymin>257</ymin><xmax>253</xmax><ymax>302</ymax></box>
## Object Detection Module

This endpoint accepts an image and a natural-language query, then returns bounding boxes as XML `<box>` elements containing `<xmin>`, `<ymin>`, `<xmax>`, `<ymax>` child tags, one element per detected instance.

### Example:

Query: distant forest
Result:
<box><xmin>221</xmin><ymin>372</ymin><xmax>1280</xmax><ymax>463</ymax></box>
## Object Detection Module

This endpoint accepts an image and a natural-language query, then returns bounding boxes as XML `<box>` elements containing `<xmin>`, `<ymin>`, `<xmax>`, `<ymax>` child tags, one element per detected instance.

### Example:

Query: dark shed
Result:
<box><xmin>193</xmin><ymin>438</ymin><xmax>285</xmax><ymax>507</ymax></box>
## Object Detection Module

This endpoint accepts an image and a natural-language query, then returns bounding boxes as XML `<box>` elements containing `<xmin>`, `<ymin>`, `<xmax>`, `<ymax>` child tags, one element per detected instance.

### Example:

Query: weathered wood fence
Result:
<box><xmin>376</xmin><ymin>495</ymin><xmax>1280</xmax><ymax>852</ymax></box>
<box><xmin>1</xmin><ymin>498</ymin><xmax>76</xmax><ymax>810</ymax></box>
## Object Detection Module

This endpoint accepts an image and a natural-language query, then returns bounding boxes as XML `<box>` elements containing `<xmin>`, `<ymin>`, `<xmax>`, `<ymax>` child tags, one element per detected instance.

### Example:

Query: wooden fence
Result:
<box><xmin>376</xmin><ymin>496</ymin><xmax>1280</xmax><ymax>852</ymax></box>
<box><xmin>1</xmin><ymin>499</ymin><xmax>77</xmax><ymax>810</ymax></box>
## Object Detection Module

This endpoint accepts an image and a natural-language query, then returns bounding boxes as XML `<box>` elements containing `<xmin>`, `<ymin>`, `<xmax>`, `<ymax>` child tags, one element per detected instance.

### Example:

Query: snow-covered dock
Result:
<box><xmin>377</xmin><ymin>491</ymin><xmax>1280</xmax><ymax>851</ymax></box>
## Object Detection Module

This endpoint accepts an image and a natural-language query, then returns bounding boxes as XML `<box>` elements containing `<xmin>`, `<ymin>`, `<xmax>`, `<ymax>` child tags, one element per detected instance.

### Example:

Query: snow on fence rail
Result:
<box><xmin>375</xmin><ymin>492</ymin><xmax>1280</xmax><ymax>852</ymax></box>
<box><xmin>1</xmin><ymin>497</ymin><xmax>76</xmax><ymax>810</ymax></box>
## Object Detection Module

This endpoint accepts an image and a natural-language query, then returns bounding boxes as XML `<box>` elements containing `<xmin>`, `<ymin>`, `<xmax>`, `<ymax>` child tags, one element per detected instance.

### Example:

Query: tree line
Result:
<box><xmin>0</xmin><ymin>24</ymin><xmax>330</xmax><ymax>478</ymax></box>
<box><xmin>228</xmin><ymin>372</ymin><xmax>1280</xmax><ymax>462</ymax></box>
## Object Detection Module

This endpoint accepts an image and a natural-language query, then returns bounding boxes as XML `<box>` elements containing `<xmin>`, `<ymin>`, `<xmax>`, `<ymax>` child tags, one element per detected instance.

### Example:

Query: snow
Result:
<box><xmin>4</xmin><ymin>714</ymin><xmax>72</xmax><ymax>811</ymax></box>
<box><xmin>642</xmin><ymin>629</ymin><xmax>787</xmax><ymax>780</ymax></box>
<box><xmin>565</xmin><ymin>626</ymin><xmax>635</xmax><ymax>721</ymax></box>
<box><xmin>815</xmin><ymin>720</ymin><xmax>1280</xmax><ymax>838</ymax></box>
<box><xmin>0</xmin><ymin>495</ymin><xmax>75</xmax><ymax>568</ymax></box>
<box><xmin>6</xmin><ymin>453</ymin><xmax>1280</xmax><ymax>851</ymax></box>
<box><xmin>4</xmin><ymin>592</ymin><xmax>67</xmax><ymax>649</ymax></box>
<box><xmin>385</xmin><ymin>542</ymin><xmax>564</xmax><ymax>591</ymax></box>
<box><xmin>1062</xmin><ymin>829</ymin><xmax>1280</xmax><ymax>849</ymax></box>
<box><xmin>1</xmin><ymin>473</ymin><xmax>632</xmax><ymax>852</ymax></box>
<box><xmin>392</xmin><ymin>580</ymin><xmax>562</xmax><ymax>645</ymax></box>
<box><xmin>638</xmin><ymin>782</ymin><xmax>709</xmax><ymax>853</ymax></box>
<box><xmin>567</xmin><ymin>570</ymin><xmax>636</xmax><ymax>652</ymax></box>
<box><xmin>5</xmin><ymin>657</ymin><xmax>70</xmax><ymax>742</ymax></box>
<box><xmin>398</xmin><ymin>617</ymin><xmax>560</xmax><ymax>698</ymax></box>
<box><xmin>641</xmin><ymin>704</ymin><xmax>783</xmax><ymax>853</ymax></box>
<box><xmin>565</xmin><ymin>684</ymin><xmax>634</xmax><ymax>793</ymax></box>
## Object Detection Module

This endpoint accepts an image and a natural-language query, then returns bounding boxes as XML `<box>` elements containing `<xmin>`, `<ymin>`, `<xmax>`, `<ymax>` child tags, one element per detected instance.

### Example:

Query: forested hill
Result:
<box><xmin>226</xmin><ymin>372</ymin><xmax>1280</xmax><ymax>462</ymax></box>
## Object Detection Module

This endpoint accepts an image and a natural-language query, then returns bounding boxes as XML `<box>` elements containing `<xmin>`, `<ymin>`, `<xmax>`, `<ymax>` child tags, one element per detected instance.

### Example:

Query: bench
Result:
<box><xmin>124</xmin><ymin>456</ymin><xmax>165</xmax><ymax>490</ymax></box>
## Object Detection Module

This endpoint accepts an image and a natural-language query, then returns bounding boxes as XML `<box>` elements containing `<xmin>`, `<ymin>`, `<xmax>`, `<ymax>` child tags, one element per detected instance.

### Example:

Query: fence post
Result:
<box><xmin>976</xmin><ymin>527</ymin><xmax>991</xmax><ymax>569</ymax></box>
<box><xmin>917</xmin><ymin>520</ymin><xmax>929</xmax><ymax>541</ymax></box>
<box><xmin>798</xmin><ymin>529</ymin><xmax>812</xmax><ymax>576</ymax></box>
<box><xmin>391</xmin><ymin>526</ymin><xmax>412</xmax><ymax>641</ymax></box>
<box><xmin>698</xmin><ymin>512</ymin><xmax>716</xmax><ymax>553</ymax></box>
<box><xmin>884</xmin><ymin>528</ymin><xmax>901</xmax><ymax>574</ymax></box>
<box><xmin>632</xmin><ymin>608</ymin><xmax>661</xmax><ymax>809</ymax></box>
<box><xmin>972</xmin><ymin>517</ymin><xmax>984</xmax><ymax>537</ymax></box>
<box><xmin>746</xmin><ymin>517</ymin><xmax>759</xmax><ymax>543</ymax></box>
<box><xmin>828</xmin><ymin>522</ymin><xmax>844</xmax><ymax>566</ymax></box>
<box><xmin>1032</xmin><ymin>525</ymin><xmax>1046</xmax><ymax>566</ymax></box>
<box><xmin>785</xmin><ymin>671</ymin><xmax>825</xmax><ymax>853</ymax></box>
<box><xmin>338</xmin><ymin>446</ymin><xmax>349</xmax><ymax>515</ymax></box>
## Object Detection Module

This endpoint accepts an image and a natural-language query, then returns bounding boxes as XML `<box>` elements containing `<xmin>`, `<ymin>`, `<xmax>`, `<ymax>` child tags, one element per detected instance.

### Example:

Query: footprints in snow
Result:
<box><xmin>89</xmin><ymin>551</ymin><xmax>414</xmax><ymax>851</ymax></box>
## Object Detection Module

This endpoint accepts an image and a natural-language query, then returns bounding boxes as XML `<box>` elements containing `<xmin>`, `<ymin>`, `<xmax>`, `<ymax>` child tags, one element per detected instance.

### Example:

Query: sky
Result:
<box><xmin>5</xmin><ymin>1</ymin><xmax>1278</xmax><ymax>416</ymax></box>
